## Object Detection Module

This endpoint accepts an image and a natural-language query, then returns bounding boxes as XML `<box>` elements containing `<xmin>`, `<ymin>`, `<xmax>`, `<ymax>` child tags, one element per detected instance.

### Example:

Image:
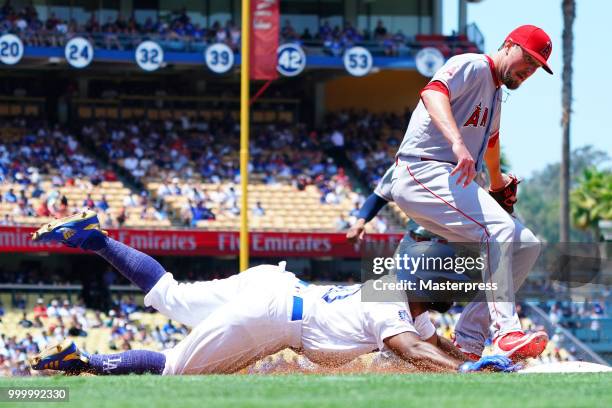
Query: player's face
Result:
<box><xmin>501</xmin><ymin>44</ymin><xmax>542</xmax><ymax>90</ymax></box>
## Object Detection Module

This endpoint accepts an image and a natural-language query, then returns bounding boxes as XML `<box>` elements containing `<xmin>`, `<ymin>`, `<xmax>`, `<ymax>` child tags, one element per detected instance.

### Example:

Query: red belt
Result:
<box><xmin>396</xmin><ymin>157</ymin><xmax>456</xmax><ymax>166</ymax></box>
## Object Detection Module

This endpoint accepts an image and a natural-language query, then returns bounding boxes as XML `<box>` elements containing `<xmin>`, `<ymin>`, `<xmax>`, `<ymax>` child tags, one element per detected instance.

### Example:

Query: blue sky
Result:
<box><xmin>442</xmin><ymin>0</ymin><xmax>612</xmax><ymax>178</ymax></box>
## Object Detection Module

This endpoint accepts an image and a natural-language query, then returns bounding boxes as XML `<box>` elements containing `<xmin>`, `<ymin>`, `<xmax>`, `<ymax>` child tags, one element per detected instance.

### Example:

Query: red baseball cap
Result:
<box><xmin>505</xmin><ymin>25</ymin><xmax>553</xmax><ymax>74</ymax></box>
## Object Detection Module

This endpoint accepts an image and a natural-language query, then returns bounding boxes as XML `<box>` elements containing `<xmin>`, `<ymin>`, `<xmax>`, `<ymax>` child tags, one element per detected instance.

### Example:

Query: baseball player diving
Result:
<box><xmin>350</xmin><ymin>25</ymin><xmax>554</xmax><ymax>361</ymax></box>
<box><xmin>28</xmin><ymin>211</ymin><xmax>519</xmax><ymax>375</ymax></box>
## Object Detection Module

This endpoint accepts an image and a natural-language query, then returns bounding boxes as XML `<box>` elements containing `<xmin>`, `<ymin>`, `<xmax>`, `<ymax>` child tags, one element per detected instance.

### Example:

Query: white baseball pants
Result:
<box><xmin>143</xmin><ymin>264</ymin><xmax>303</xmax><ymax>374</ymax></box>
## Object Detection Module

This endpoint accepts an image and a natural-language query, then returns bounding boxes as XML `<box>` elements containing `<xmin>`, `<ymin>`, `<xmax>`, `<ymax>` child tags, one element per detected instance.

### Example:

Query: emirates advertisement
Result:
<box><xmin>0</xmin><ymin>226</ymin><xmax>403</xmax><ymax>258</ymax></box>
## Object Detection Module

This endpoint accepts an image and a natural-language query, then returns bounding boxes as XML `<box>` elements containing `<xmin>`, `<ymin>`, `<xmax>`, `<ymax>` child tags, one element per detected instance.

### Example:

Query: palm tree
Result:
<box><xmin>560</xmin><ymin>0</ymin><xmax>575</xmax><ymax>242</ymax></box>
<box><xmin>570</xmin><ymin>167</ymin><xmax>612</xmax><ymax>241</ymax></box>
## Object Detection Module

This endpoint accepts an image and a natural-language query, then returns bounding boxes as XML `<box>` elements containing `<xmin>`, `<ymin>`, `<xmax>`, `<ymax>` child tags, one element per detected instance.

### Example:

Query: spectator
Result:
<box><xmin>335</xmin><ymin>215</ymin><xmax>350</xmax><ymax>231</ymax></box>
<box><xmin>83</xmin><ymin>193</ymin><xmax>95</xmax><ymax>209</ymax></box>
<box><xmin>0</xmin><ymin>214</ymin><xmax>14</xmax><ymax>225</ymax></box>
<box><xmin>18</xmin><ymin>312</ymin><xmax>33</xmax><ymax>328</ymax></box>
<box><xmin>47</xmin><ymin>299</ymin><xmax>60</xmax><ymax>318</ymax></box>
<box><xmin>253</xmin><ymin>201</ymin><xmax>265</xmax><ymax>217</ymax></box>
<box><xmin>33</xmin><ymin>298</ymin><xmax>47</xmax><ymax>319</ymax></box>
<box><xmin>374</xmin><ymin>20</ymin><xmax>387</xmax><ymax>39</ymax></box>
<box><xmin>163</xmin><ymin>319</ymin><xmax>177</xmax><ymax>335</ymax></box>
<box><xmin>331</xmin><ymin>129</ymin><xmax>344</xmax><ymax>148</ymax></box>
<box><xmin>97</xmin><ymin>194</ymin><xmax>110</xmax><ymax>212</ymax></box>
<box><xmin>3</xmin><ymin>188</ymin><xmax>16</xmax><ymax>203</ymax></box>
<box><xmin>116</xmin><ymin>207</ymin><xmax>127</xmax><ymax>227</ymax></box>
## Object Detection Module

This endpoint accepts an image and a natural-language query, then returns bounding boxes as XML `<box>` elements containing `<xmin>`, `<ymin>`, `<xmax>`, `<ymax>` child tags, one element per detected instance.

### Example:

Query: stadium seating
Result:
<box><xmin>0</xmin><ymin>114</ymin><xmax>405</xmax><ymax>232</ymax></box>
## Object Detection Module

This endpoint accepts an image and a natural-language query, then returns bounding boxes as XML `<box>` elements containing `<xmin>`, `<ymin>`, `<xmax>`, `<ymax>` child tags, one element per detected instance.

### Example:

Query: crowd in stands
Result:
<box><xmin>0</xmin><ymin>119</ymin><xmax>113</xmax><ymax>220</ymax></box>
<box><xmin>0</xmin><ymin>2</ymin><xmax>241</xmax><ymax>51</ymax></box>
<box><xmin>281</xmin><ymin>19</ymin><xmax>408</xmax><ymax>56</ymax></box>
<box><xmin>0</xmin><ymin>111</ymin><xmax>398</xmax><ymax>231</ymax></box>
<box><xmin>0</xmin><ymin>295</ymin><xmax>189</xmax><ymax>376</ymax></box>
<box><xmin>0</xmin><ymin>295</ymin><xmax>578</xmax><ymax>376</ymax></box>
<box><xmin>325</xmin><ymin>109</ymin><xmax>411</xmax><ymax>190</ymax></box>
<box><xmin>0</xmin><ymin>118</ymin><xmax>170</xmax><ymax>228</ymax></box>
<box><xmin>0</xmin><ymin>1</ymin><xmax>477</xmax><ymax>56</ymax></box>
<box><xmin>81</xmin><ymin>116</ymin><xmax>366</xmax><ymax>228</ymax></box>
<box><xmin>541</xmin><ymin>294</ymin><xmax>610</xmax><ymax>343</ymax></box>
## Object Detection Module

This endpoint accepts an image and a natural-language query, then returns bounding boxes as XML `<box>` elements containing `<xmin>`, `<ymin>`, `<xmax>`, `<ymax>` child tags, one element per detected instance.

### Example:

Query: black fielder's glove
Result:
<box><xmin>489</xmin><ymin>174</ymin><xmax>520</xmax><ymax>214</ymax></box>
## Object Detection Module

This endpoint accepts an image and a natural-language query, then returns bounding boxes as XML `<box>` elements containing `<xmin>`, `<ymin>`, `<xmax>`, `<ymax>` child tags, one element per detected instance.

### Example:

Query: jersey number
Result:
<box><xmin>322</xmin><ymin>285</ymin><xmax>361</xmax><ymax>303</ymax></box>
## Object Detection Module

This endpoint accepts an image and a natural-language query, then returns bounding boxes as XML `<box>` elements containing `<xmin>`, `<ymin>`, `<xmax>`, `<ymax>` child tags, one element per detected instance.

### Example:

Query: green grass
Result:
<box><xmin>2</xmin><ymin>373</ymin><xmax>611</xmax><ymax>408</ymax></box>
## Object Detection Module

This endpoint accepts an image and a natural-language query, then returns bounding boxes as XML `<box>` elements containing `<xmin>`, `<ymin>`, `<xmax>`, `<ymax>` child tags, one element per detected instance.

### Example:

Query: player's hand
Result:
<box><xmin>450</xmin><ymin>142</ymin><xmax>476</xmax><ymax>187</ymax></box>
<box><xmin>489</xmin><ymin>172</ymin><xmax>511</xmax><ymax>191</ymax></box>
<box><xmin>346</xmin><ymin>219</ymin><xmax>366</xmax><ymax>243</ymax></box>
<box><xmin>458</xmin><ymin>355</ymin><xmax>521</xmax><ymax>373</ymax></box>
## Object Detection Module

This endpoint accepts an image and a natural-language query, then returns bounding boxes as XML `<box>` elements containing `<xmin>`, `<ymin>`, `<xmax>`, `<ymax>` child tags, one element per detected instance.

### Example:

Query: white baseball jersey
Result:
<box><xmin>143</xmin><ymin>265</ymin><xmax>435</xmax><ymax>374</ymax></box>
<box><xmin>299</xmin><ymin>276</ymin><xmax>436</xmax><ymax>365</ymax></box>
<box><xmin>397</xmin><ymin>53</ymin><xmax>502</xmax><ymax>171</ymax></box>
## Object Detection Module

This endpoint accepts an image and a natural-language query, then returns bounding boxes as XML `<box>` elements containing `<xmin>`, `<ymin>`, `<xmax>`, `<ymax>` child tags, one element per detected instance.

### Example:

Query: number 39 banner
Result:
<box><xmin>205</xmin><ymin>43</ymin><xmax>234</xmax><ymax>74</ymax></box>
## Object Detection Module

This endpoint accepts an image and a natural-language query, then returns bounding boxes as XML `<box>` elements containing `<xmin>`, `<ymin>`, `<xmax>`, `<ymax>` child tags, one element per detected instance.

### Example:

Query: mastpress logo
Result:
<box><xmin>372</xmin><ymin>253</ymin><xmax>485</xmax><ymax>275</ymax></box>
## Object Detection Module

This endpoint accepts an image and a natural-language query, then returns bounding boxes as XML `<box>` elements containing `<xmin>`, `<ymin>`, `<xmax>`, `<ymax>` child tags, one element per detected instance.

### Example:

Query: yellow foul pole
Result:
<box><xmin>239</xmin><ymin>0</ymin><xmax>250</xmax><ymax>271</ymax></box>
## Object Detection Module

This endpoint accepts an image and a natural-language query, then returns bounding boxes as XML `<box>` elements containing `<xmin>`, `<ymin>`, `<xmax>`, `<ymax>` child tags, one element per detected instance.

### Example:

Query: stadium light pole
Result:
<box><xmin>239</xmin><ymin>0</ymin><xmax>250</xmax><ymax>271</ymax></box>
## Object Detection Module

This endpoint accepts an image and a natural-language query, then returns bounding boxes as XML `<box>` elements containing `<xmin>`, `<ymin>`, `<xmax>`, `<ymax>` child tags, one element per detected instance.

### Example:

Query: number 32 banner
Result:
<box><xmin>135</xmin><ymin>41</ymin><xmax>164</xmax><ymax>72</ymax></box>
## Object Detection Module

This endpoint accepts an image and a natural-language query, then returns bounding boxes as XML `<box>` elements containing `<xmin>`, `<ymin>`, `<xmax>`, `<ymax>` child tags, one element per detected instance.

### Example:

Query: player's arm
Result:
<box><xmin>346</xmin><ymin>193</ymin><xmax>388</xmax><ymax>243</ymax></box>
<box><xmin>421</xmin><ymin>88</ymin><xmax>476</xmax><ymax>187</ymax></box>
<box><xmin>434</xmin><ymin>334</ymin><xmax>471</xmax><ymax>362</ymax></box>
<box><xmin>384</xmin><ymin>331</ymin><xmax>464</xmax><ymax>372</ymax></box>
<box><xmin>484</xmin><ymin>133</ymin><xmax>507</xmax><ymax>190</ymax></box>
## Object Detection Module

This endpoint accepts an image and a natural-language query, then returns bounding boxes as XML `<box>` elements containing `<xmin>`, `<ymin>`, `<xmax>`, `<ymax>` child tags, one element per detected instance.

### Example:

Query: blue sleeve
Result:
<box><xmin>357</xmin><ymin>193</ymin><xmax>388</xmax><ymax>222</ymax></box>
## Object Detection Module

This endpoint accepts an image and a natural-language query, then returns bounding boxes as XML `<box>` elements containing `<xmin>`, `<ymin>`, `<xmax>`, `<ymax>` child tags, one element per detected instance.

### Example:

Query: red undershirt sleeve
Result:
<box><xmin>420</xmin><ymin>80</ymin><xmax>450</xmax><ymax>98</ymax></box>
<box><xmin>488</xmin><ymin>131</ymin><xmax>499</xmax><ymax>148</ymax></box>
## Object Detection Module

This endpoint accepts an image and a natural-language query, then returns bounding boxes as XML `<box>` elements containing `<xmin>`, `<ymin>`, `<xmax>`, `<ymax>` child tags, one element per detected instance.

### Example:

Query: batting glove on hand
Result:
<box><xmin>458</xmin><ymin>355</ymin><xmax>521</xmax><ymax>373</ymax></box>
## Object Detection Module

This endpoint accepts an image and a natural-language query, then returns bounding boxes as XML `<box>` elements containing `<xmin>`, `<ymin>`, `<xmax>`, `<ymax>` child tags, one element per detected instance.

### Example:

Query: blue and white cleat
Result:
<box><xmin>31</xmin><ymin>210</ymin><xmax>107</xmax><ymax>249</ymax></box>
<box><xmin>29</xmin><ymin>340</ymin><xmax>91</xmax><ymax>374</ymax></box>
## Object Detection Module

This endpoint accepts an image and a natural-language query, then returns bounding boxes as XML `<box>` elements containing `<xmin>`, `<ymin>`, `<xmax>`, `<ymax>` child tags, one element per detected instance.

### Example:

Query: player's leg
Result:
<box><xmin>162</xmin><ymin>287</ymin><xmax>300</xmax><ymax>374</ymax></box>
<box><xmin>31</xmin><ymin>211</ymin><xmax>244</xmax><ymax>327</ymax></box>
<box><xmin>391</xmin><ymin>160</ymin><xmax>520</xmax><ymax>327</ymax></box>
<box><xmin>453</xmin><ymin>218</ymin><xmax>542</xmax><ymax>357</ymax></box>
<box><xmin>30</xmin><ymin>340</ymin><xmax>166</xmax><ymax>375</ymax></box>
<box><xmin>391</xmin><ymin>160</ymin><xmax>546</xmax><ymax>357</ymax></box>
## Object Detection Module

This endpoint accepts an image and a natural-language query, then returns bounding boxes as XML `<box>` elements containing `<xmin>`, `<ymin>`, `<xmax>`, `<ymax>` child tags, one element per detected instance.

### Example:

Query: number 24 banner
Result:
<box><xmin>250</xmin><ymin>0</ymin><xmax>279</xmax><ymax>80</ymax></box>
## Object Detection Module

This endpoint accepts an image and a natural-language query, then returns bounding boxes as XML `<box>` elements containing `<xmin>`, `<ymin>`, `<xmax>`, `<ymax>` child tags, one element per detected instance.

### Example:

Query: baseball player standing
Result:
<box><xmin>389</xmin><ymin>25</ymin><xmax>554</xmax><ymax>360</ymax></box>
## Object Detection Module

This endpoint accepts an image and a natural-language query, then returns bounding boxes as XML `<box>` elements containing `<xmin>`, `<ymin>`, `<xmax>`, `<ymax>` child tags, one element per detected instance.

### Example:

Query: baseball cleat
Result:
<box><xmin>31</xmin><ymin>210</ymin><xmax>107</xmax><ymax>249</ymax></box>
<box><xmin>452</xmin><ymin>335</ymin><xmax>481</xmax><ymax>361</ymax></box>
<box><xmin>29</xmin><ymin>340</ymin><xmax>91</xmax><ymax>374</ymax></box>
<box><xmin>492</xmin><ymin>330</ymin><xmax>548</xmax><ymax>360</ymax></box>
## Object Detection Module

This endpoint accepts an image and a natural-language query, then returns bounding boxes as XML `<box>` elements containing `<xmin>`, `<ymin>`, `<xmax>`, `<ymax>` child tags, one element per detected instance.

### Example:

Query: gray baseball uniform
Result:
<box><xmin>397</xmin><ymin>53</ymin><xmax>501</xmax><ymax>171</ymax></box>
<box><xmin>389</xmin><ymin>53</ymin><xmax>541</xmax><ymax>356</ymax></box>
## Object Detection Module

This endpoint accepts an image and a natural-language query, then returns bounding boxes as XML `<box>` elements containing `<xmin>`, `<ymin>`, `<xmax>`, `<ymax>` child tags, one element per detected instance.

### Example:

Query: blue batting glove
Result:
<box><xmin>459</xmin><ymin>355</ymin><xmax>521</xmax><ymax>373</ymax></box>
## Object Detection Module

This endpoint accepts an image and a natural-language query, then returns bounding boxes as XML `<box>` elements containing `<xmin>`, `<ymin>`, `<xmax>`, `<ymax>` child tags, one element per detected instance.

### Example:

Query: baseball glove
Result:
<box><xmin>489</xmin><ymin>174</ymin><xmax>520</xmax><ymax>214</ymax></box>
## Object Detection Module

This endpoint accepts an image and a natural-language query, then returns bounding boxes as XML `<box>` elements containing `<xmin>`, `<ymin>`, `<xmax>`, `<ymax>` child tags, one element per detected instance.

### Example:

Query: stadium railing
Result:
<box><xmin>526</xmin><ymin>303</ymin><xmax>609</xmax><ymax>365</ymax></box>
